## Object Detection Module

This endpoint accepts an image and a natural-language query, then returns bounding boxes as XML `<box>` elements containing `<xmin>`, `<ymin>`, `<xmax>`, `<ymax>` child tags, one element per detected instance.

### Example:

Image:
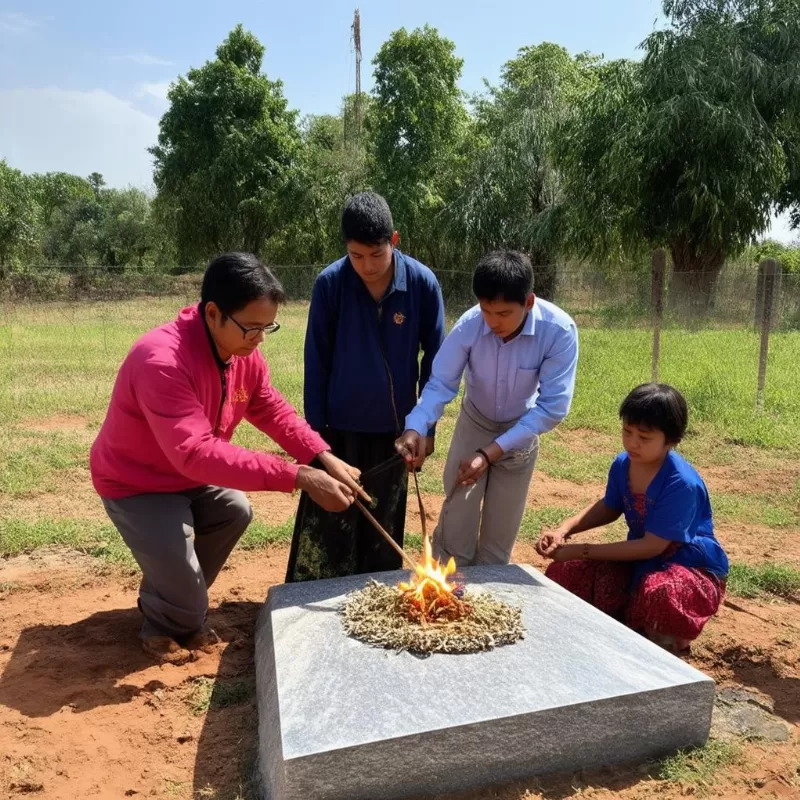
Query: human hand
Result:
<box><xmin>456</xmin><ymin>451</ymin><xmax>490</xmax><ymax>486</ymax></box>
<box><xmin>395</xmin><ymin>430</ymin><xmax>426</xmax><ymax>470</ymax></box>
<box><xmin>295</xmin><ymin>466</ymin><xmax>355</xmax><ymax>512</ymax></box>
<box><xmin>316</xmin><ymin>451</ymin><xmax>371</xmax><ymax>504</ymax></box>
<box><xmin>535</xmin><ymin>529</ymin><xmax>568</xmax><ymax>558</ymax></box>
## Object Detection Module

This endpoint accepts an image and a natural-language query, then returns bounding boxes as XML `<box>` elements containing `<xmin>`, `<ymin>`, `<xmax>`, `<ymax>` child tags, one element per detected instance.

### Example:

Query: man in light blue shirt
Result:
<box><xmin>396</xmin><ymin>251</ymin><xmax>579</xmax><ymax>566</ymax></box>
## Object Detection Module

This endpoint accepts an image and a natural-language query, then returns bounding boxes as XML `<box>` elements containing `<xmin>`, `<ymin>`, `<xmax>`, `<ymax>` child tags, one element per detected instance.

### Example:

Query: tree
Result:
<box><xmin>265</xmin><ymin>109</ymin><xmax>369</xmax><ymax>265</ymax></box>
<box><xmin>44</xmin><ymin>187</ymin><xmax>155</xmax><ymax>267</ymax></box>
<box><xmin>558</xmin><ymin>0</ymin><xmax>800</xmax><ymax>300</ymax></box>
<box><xmin>31</xmin><ymin>172</ymin><xmax>94</xmax><ymax>226</ymax></box>
<box><xmin>150</xmin><ymin>25</ymin><xmax>301</xmax><ymax>263</ymax></box>
<box><xmin>87</xmin><ymin>172</ymin><xmax>106</xmax><ymax>200</ymax></box>
<box><xmin>369</xmin><ymin>25</ymin><xmax>469</xmax><ymax>264</ymax></box>
<box><xmin>0</xmin><ymin>161</ymin><xmax>40</xmax><ymax>267</ymax></box>
<box><xmin>445</xmin><ymin>44</ymin><xmax>598</xmax><ymax>293</ymax></box>
<box><xmin>43</xmin><ymin>195</ymin><xmax>103</xmax><ymax>266</ymax></box>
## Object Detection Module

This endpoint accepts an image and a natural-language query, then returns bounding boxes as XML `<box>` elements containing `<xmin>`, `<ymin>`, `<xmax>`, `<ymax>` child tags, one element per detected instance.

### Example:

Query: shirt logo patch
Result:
<box><xmin>232</xmin><ymin>387</ymin><xmax>249</xmax><ymax>403</ymax></box>
<box><xmin>393</xmin><ymin>312</ymin><xmax>406</xmax><ymax>325</ymax></box>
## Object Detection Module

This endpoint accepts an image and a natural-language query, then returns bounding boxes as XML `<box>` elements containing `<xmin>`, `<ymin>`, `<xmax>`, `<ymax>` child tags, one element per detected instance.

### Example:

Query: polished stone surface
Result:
<box><xmin>255</xmin><ymin>564</ymin><xmax>714</xmax><ymax>800</ymax></box>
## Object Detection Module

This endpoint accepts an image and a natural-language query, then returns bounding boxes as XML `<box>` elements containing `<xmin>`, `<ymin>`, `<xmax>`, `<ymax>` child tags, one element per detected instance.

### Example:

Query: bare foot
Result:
<box><xmin>183</xmin><ymin>628</ymin><xmax>222</xmax><ymax>654</ymax></box>
<box><xmin>142</xmin><ymin>636</ymin><xmax>192</xmax><ymax>665</ymax></box>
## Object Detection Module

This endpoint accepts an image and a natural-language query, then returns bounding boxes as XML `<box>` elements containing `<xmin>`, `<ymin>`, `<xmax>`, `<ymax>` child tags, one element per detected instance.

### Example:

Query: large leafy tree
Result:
<box><xmin>369</xmin><ymin>25</ymin><xmax>469</xmax><ymax>265</ymax></box>
<box><xmin>44</xmin><ymin>183</ymin><xmax>157</xmax><ymax>267</ymax></box>
<box><xmin>30</xmin><ymin>172</ymin><xmax>94</xmax><ymax>227</ymax></box>
<box><xmin>266</xmin><ymin>108</ymin><xmax>369</xmax><ymax>265</ymax></box>
<box><xmin>446</xmin><ymin>44</ymin><xmax>598</xmax><ymax>288</ymax></box>
<box><xmin>558</xmin><ymin>0</ymin><xmax>800</xmax><ymax>297</ymax></box>
<box><xmin>0</xmin><ymin>161</ymin><xmax>40</xmax><ymax>267</ymax></box>
<box><xmin>151</xmin><ymin>25</ymin><xmax>300</xmax><ymax>263</ymax></box>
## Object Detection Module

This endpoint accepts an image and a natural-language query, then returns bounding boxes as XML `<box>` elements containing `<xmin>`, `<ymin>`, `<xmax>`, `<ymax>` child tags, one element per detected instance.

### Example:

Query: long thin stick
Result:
<box><xmin>354</xmin><ymin>499</ymin><xmax>418</xmax><ymax>570</ymax></box>
<box><xmin>411</xmin><ymin>468</ymin><xmax>428</xmax><ymax>546</ymax></box>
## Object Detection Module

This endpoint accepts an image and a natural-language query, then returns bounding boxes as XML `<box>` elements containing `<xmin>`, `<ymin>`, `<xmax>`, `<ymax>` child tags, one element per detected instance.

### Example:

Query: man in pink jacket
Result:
<box><xmin>91</xmin><ymin>253</ymin><xmax>359</xmax><ymax>664</ymax></box>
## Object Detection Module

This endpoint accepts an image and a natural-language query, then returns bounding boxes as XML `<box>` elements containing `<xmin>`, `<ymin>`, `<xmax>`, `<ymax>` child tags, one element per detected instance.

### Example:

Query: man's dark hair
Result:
<box><xmin>200</xmin><ymin>252</ymin><xmax>286</xmax><ymax>317</ymax></box>
<box><xmin>341</xmin><ymin>192</ymin><xmax>394</xmax><ymax>244</ymax></box>
<box><xmin>472</xmin><ymin>251</ymin><xmax>534</xmax><ymax>305</ymax></box>
<box><xmin>620</xmin><ymin>383</ymin><xmax>689</xmax><ymax>444</ymax></box>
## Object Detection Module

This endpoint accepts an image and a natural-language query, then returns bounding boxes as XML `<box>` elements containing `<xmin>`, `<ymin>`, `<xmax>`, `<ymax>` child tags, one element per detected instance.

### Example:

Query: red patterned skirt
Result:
<box><xmin>544</xmin><ymin>560</ymin><xmax>725</xmax><ymax>643</ymax></box>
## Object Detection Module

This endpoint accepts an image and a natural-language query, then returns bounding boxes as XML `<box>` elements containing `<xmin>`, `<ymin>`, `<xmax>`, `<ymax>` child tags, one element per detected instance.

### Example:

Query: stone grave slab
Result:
<box><xmin>255</xmin><ymin>564</ymin><xmax>714</xmax><ymax>800</ymax></box>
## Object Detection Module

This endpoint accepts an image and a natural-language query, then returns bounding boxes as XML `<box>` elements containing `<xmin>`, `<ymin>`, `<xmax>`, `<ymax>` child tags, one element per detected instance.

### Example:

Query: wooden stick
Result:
<box><xmin>354</xmin><ymin>499</ymin><xmax>418</xmax><ymax>570</ymax></box>
<box><xmin>411</xmin><ymin>468</ymin><xmax>428</xmax><ymax>546</ymax></box>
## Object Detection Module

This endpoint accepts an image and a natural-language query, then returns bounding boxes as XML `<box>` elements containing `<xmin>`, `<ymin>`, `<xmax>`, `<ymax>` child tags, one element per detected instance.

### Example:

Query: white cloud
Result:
<box><xmin>113</xmin><ymin>53</ymin><xmax>173</xmax><ymax>66</ymax></box>
<box><xmin>137</xmin><ymin>82</ymin><xmax>171</xmax><ymax>102</ymax></box>
<box><xmin>0</xmin><ymin>87</ymin><xmax>159</xmax><ymax>189</ymax></box>
<box><xmin>0</xmin><ymin>11</ymin><xmax>38</xmax><ymax>35</ymax></box>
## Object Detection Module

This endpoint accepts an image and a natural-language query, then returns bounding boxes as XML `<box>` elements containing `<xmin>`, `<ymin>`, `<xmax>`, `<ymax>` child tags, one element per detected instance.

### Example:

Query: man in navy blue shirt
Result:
<box><xmin>286</xmin><ymin>192</ymin><xmax>445</xmax><ymax>581</ymax></box>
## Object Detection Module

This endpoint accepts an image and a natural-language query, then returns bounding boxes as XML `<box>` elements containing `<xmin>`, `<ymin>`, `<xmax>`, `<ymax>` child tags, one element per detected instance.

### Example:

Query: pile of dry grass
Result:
<box><xmin>341</xmin><ymin>580</ymin><xmax>524</xmax><ymax>654</ymax></box>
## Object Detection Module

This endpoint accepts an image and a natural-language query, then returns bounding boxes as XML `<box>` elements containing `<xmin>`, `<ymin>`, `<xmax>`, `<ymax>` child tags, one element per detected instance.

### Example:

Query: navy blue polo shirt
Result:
<box><xmin>303</xmin><ymin>250</ymin><xmax>445</xmax><ymax>435</ymax></box>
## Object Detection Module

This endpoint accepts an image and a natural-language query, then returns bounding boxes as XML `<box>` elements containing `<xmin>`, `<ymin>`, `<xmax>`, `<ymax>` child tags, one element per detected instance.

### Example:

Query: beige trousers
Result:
<box><xmin>432</xmin><ymin>399</ymin><xmax>539</xmax><ymax>567</ymax></box>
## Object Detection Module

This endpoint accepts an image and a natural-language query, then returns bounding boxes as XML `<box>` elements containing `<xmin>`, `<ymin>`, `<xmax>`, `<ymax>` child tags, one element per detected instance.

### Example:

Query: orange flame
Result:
<box><xmin>398</xmin><ymin>536</ymin><xmax>458</xmax><ymax>598</ymax></box>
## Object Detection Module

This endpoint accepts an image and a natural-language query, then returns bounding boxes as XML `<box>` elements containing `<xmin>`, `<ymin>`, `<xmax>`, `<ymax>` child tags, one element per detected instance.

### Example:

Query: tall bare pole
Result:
<box><xmin>352</xmin><ymin>9</ymin><xmax>362</xmax><ymax>144</ymax></box>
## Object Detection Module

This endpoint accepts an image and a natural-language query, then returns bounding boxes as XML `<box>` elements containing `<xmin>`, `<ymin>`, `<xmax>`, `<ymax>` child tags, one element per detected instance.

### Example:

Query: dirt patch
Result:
<box><xmin>21</xmin><ymin>415</ymin><xmax>91</xmax><ymax>434</ymax></box>
<box><xmin>527</xmin><ymin>472</ymin><xmax>603</xmax><ymax>508</ymax></box>
<box><xmin>703</xmin><ymin>463</ymin><xmax>800</xmax><ymax>497</ymax></box>
<box><xmin>715</xmin><ymin>522</ymin><xmax>800</xmax><ymax>567</ymax></box>
<box><xmin>247</xmin><ymin>491</ymin><xmax>298</xmax><ymax>525</ymax></box>
<box><xmin>406</xmin><ymin>493</ymin><xmax>444</xmax><ymax>534</ymax></box>
<box><xmin>0</xmin><ymin>548</ymin><xmax>286</xmax><ymax>800</ymax></box>
<box><xmin>0</xmin><ymin>477</ymin><xmax>106</xmax><ymax>523</ymax></box>
<box><xmin>555</xmin><ymin>427</ymin><xmax>618</xmax><ymax>455</ymax></box>
<box><xmin>1</xmin><ymin>544</ymin><xmax>798</xmax><ymax>800</ymax></box>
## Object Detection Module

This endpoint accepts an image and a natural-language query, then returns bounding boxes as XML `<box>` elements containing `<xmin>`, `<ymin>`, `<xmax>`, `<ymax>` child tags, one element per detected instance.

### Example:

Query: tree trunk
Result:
<box><xmin>668</xmin><ymin>236</ymin><xmax>725</xmax><ymax>318</ymax></box>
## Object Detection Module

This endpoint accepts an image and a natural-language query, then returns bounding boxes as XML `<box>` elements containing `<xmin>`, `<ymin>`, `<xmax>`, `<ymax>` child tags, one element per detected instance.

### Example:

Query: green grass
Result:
<box><xmin>726</xmin><ymin>562</ymin><xmax>800</xmax><ymax>599</ymax></box>
<box><xmin>537</xmin><ymin>437</ymin><xmax>611</xmax><ymax>483</ymax></box>
<box><xmin>657</xmin><ymin>739</ymin><xmax>742</xmax><ymax>788</ymax></box>
<box><xmin>566</xmin><ymin>328</ymin><xmax>800</xmax><ymax>450</ymax></box>
<box><xmin>517</xmin><ymin>507</ymin><xmax>578</xmax><ymax>540</ymax></box>
<box><xmin>186</xmin><ymin>676</ymin><xmax>255</xmax><ymax>717</ymax></box>
<box><xmin>0</xmin><ymin>517</ymin><xmax>295</xmax><ymax>566</ymax></box>
<box><xmin>0</xmin><ymin>518</ymin><xmax>135</xmax><ymax>566</ymax></box>
<box><xmin>1</xmin><ymin>298</ymin><xmax>799</xmax><ymax>564</ymax></box>
<box><xmin>713</xmin><ymin>493</ymin><xmax>799</xmax><ymax>528</ymax></box>
<box><xmin>238</xmin><ymin>519</ymin><xmax>294</xmax><ymax>550</ymax></box>
<box><xmin>0</xmin><ymin>431</ymin><xmax>88</xmax><ymax>496</ymax></box>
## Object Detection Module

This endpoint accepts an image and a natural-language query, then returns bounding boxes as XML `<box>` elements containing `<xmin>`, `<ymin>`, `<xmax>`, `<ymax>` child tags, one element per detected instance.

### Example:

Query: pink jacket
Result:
<box><xmin>90</xmin><ymin>305</ymin><xmax>329</xmax><ymax>499</ymax></box>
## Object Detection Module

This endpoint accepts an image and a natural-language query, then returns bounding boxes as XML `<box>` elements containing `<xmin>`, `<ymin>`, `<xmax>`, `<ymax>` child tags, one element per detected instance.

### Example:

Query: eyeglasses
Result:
<box><xmin>228</xmin><ymin>315</ymin><xmax>281</xmax><ymax>341</ymax></box>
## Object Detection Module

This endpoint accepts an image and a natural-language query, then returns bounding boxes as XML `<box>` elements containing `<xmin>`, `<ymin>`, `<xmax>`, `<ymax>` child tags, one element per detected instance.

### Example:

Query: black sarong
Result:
<box><xmin>285</xmin><ymin>429</ymin><xmax>408</xmax><ymax>582</ymax></box>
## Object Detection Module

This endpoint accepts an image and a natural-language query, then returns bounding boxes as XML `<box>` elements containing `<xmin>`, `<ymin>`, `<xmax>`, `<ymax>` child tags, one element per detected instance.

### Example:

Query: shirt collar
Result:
<box><xmin>345</xmin><ymin>249</ymin><xmax>407</xmax><ymax>298</ymax></box>
<box><xmin>391</xmin><ymin>250</ymin><xmax>407</xmax><ymax>292</ymax></box>
<box><xmin>199</xmin><ymin>306</ymin><xmax>232</xmax><ymax>371</ymax></box>
<box><xmin>480</xmin><ymin>302</ymin><xmax>537</xmax><ymax>339</ymax></box>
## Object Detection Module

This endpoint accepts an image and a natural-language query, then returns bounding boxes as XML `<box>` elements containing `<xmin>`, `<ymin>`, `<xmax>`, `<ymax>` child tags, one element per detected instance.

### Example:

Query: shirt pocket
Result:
<box><xmin>513</xmin><ymin>367</ymin><xmax>539</xmax><ymax>400</ymax></box>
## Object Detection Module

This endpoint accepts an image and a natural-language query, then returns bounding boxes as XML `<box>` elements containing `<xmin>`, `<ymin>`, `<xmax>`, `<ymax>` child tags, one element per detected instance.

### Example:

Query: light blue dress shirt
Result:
<box><xmin>405</xmin><ymin>300</ymin><xmax>579</xmax><ymax>453</ymax></box>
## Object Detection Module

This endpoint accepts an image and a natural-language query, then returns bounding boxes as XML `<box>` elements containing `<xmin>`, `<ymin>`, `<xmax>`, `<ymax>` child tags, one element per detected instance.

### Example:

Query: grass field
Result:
<box><xmin>1</xmin><ymin>297</ymin><xmax>800</xmax><ymax>800</ymax></box>
<box><xmin>1</xmin><ymin>298</ymin><xmax>799</xmax><ymax>571</ymax></box>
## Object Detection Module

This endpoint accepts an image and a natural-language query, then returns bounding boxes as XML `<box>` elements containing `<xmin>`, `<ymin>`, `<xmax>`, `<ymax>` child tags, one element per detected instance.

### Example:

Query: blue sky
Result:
<box><xmin>0</xmin><ymin>0</ymin><xmax>794</xmax><ymax>240</ymax></box>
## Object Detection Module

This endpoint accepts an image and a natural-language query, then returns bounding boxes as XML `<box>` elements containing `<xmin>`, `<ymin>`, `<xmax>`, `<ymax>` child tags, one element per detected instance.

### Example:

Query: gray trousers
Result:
<box><xmin>102</xmin><ymin>486</ymin><xmax>253</xmax><ymax>640</ymax></box>
<box><xmin>433</xmin><ymin>399</ymin><xmax>539</xmax><ymax>567</ymax></box>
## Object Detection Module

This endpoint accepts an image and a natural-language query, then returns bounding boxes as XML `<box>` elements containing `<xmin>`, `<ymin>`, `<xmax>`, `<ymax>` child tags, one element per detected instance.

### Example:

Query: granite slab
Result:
<box><xmin>255</xmin><ymin>564</ymin><xmax>714</xmax><ymax>800</ymax></box>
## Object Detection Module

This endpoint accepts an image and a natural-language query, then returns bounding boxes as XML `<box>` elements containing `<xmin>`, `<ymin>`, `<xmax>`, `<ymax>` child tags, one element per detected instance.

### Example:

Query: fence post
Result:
<box><xmin>754</xmin><ymin>261</ymin><xmax>766</xmax><ymax>330</ymax></box>
<box><xmin>756</xmin><ymin>259</ymin><xmax>779</xmax><ymax>412</ymax></box>
<box><xmin>651</xmin><ymin>249</ymin><xmax>666</xmax><ymax>383</ymax></box>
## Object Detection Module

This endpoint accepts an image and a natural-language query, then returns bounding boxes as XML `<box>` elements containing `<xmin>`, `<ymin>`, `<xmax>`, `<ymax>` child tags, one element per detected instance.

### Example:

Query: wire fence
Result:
<box><xmin>1</xmin><ymin>260</ymin><xmax>799</xmax><ymax>330</ymax></box>
<box><xmin>1</xmin><ymin>257</ymin><xmax>798</xmax><ymax>422</ymax></box>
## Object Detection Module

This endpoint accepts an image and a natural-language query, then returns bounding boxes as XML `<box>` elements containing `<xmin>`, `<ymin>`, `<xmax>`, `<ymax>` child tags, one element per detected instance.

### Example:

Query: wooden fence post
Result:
<box><xmin>756</xmin><ymin>259</ymin><xmax>780</xmax><ymax>412</ymax></box>
<box><xmin>651</xmin><ymin>249</ymin><xmax>666</xmax><ymax>383</ymax></box>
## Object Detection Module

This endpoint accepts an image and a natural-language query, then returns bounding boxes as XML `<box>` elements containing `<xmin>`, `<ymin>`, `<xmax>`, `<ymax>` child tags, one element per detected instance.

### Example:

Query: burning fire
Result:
<box><xmin>397</xmin><ymin>538</ymin><xmax>470</xmax><ymax>624</ymax></box>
